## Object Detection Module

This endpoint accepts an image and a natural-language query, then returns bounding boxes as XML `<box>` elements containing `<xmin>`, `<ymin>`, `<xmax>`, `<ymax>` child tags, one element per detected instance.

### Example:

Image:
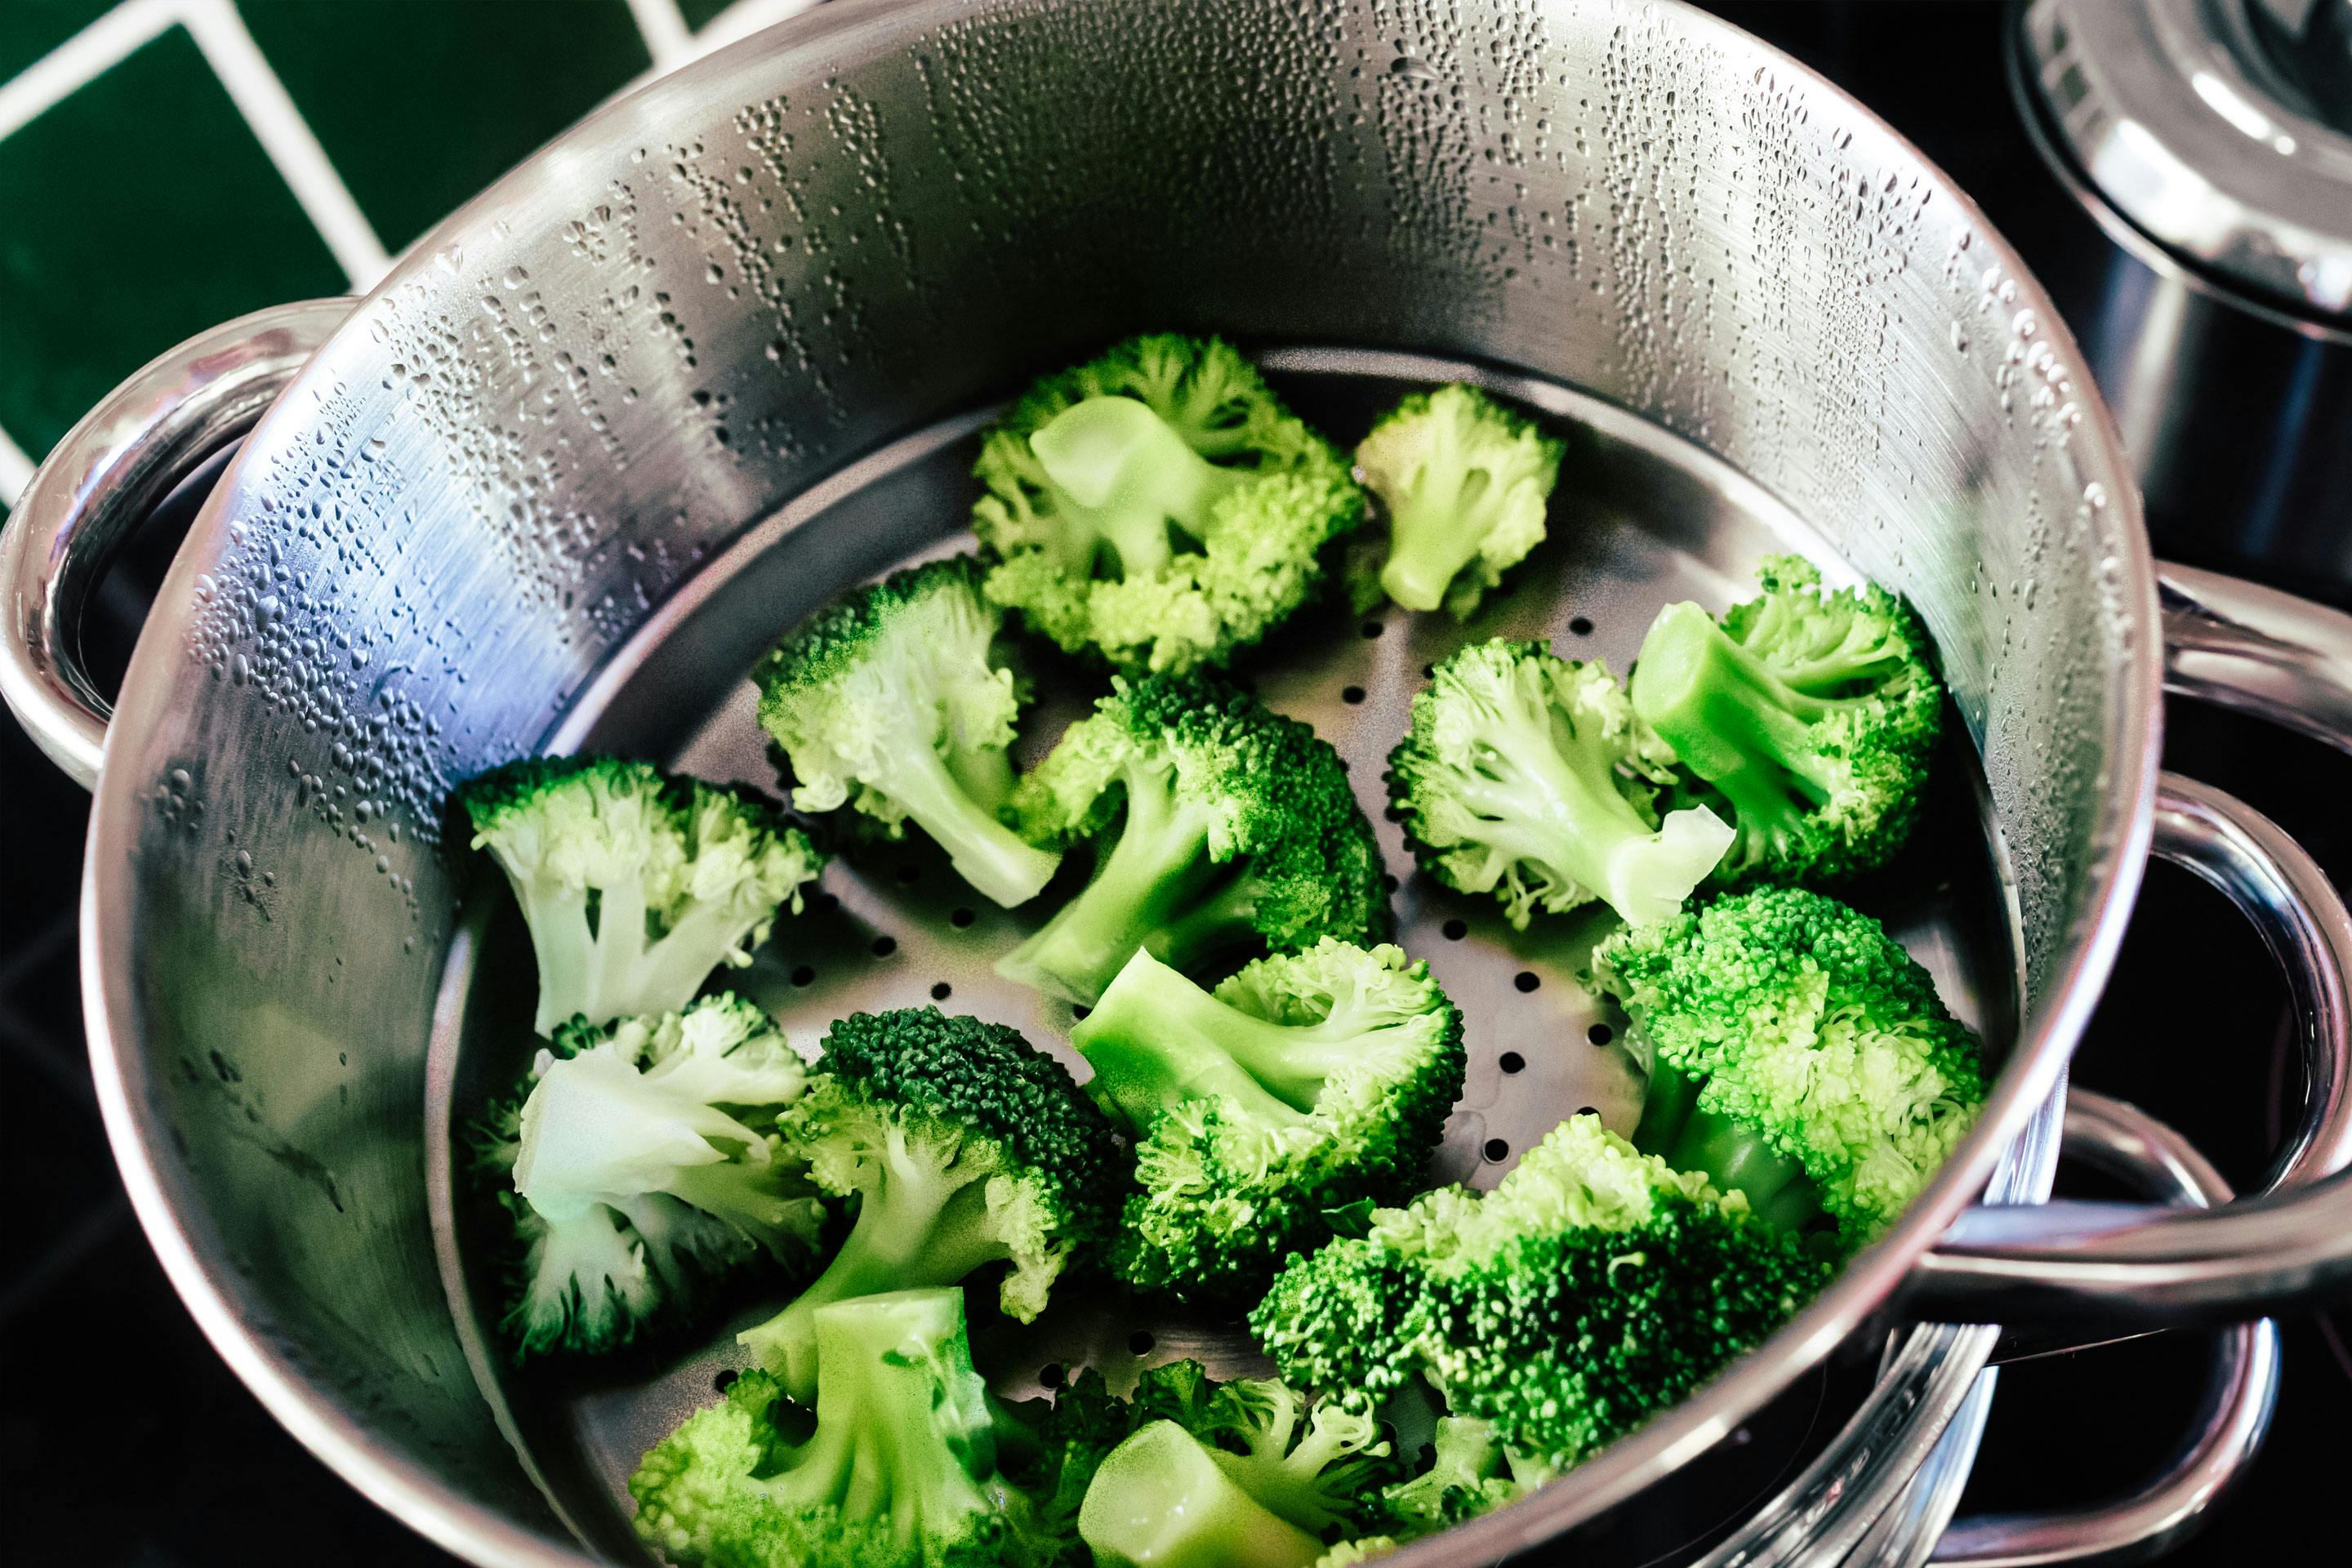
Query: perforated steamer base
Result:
<box><xmin>426</xmin><ymin>349</ymin><xmax>2025</xmax><ymax>1566</ymax></box>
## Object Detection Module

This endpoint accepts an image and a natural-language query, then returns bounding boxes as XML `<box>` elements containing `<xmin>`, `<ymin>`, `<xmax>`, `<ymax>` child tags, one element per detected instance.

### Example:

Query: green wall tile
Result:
<box><xmin>0</xmin><ymin>27</ymin><xmax>345</xmax><ymax>460</ymax></box>
<box><xmin>237</xmin><ymin>0</ymin><xmax>651</xmax><ymax>252</ymax></box>
<box><xmin>679</xmin><ymin>0</ymin><xmax>740</xmax><ymax>31</ymax></box>
<box><xmin>0</xmin><ymin>0</ymin><xmax>114</xmax><ymax>83</ymax></box>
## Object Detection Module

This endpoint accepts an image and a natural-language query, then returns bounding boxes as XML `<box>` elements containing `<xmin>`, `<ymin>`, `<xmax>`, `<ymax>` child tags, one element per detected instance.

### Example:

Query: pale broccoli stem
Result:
<box><xmin>1633</xmin><ymin>602</ymin><xmax>1846</xmax><ymax>842</ymax></box>
<box><xmin>1030</xmin><ymin>396</ymin><xmax>1242</xmax><ymax>579</ymax></box>
<box><xmin>736</xmin><ymin>1123</ymin><xmax>1010</xmax><ymax>1402</ymax></box>
<box><xmin>998</xmin><ymin>759</ymin><xmax>1227</xmax><ymax>1006</ymax></box>
<box><xmin>499</xmin><ymin>869</ymin><xmax>761</xmax><ymax>1036</ymax></box>
<box><xmin>1080</xmin><ymin>1422</ymin><xmax>1324</xmax><ymax>1568</ymax></box>
<box><xmin>873</xmin><ymin>733</ymin><xmax>1062</xmax><ymax>910</ymax></box>
<box><xmin>1452</xmin><ymin>678</ymin><xmax>1731</xmax><ymax>928</ymax></box>
<box><xmin>1080</xmin><ymin>949</ymin><xmax>1356</xmax><ymax>1125</ymax></box>
<box><xmin>1379</xmin><ymin>449</ymin><xmax>1499</xmax><ymax>613</ymax></box>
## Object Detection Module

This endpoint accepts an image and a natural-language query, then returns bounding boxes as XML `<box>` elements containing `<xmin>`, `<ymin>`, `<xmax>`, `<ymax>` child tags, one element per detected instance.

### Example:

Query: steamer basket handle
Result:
<box><xmin>1909</xmin><ymin>568</ymin><xmax>2352</xmax><ymax>1325</ymax></box>
<box><xmin>1928</xmin><ymin>1091</ymin><xmax>2278</xmax><ymax>1567</ymax></box>
<box><xmin>0</xmin><ymin>300</ymin><xmax>352</xmax><ymax>789</ymax></box>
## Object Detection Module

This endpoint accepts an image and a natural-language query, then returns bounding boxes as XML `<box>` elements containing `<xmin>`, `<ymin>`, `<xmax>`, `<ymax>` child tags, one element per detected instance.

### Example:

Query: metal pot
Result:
<box><xmin>2010</xmin><ymin>0</ymin><xmax>2352</xmax><ymax>600</ymax></box>
<box><xmin>7</xmin><ymin>2</ymin><xmax>2352</xmax><ymax>1564</ymax></box>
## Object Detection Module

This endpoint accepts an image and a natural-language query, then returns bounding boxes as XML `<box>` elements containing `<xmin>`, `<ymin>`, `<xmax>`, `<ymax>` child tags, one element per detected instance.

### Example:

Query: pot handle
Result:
<box><xmin>0</xmin><ymin>299</ymin><xmax>351</xmax><ymax>788</ymax></box>
<box><xmin>1907</xmin><ymin>568</ymin><xmax>2352</xmax><ymax>1326</ymax></box>
<box><xmin>1927</xmin><ymin>1090</ymin><xmax>2279</xmax><ymax>1566</ymax></box>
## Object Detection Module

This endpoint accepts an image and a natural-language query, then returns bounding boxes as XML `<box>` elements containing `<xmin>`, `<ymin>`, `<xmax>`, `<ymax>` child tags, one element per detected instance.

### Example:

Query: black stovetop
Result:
<box><xmin>2</xmin><ymin>3</ymin><xmax>2341</xmax><ymax>1564</ymax></box>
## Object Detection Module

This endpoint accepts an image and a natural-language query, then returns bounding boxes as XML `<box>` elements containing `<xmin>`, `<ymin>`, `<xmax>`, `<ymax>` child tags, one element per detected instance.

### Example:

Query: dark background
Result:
<box><xmin>3</xmin><ymin>2</ymin><xmax>2345</xmax><ymax>1565</ymax></box>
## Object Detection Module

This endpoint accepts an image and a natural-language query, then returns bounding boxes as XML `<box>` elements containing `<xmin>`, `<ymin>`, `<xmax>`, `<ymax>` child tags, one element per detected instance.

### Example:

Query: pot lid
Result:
<box><xmin>2017</xmin><ymin>0</ymin><xmax>2352</xmax><ymax>319</ymax></box>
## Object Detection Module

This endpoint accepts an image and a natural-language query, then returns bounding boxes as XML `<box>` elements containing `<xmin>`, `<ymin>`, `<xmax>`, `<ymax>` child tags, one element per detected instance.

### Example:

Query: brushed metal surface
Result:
<box><xmin>57</xmin><ymin>0</ymin><xmax>2169</xmax><ymax>1563</ymax></box>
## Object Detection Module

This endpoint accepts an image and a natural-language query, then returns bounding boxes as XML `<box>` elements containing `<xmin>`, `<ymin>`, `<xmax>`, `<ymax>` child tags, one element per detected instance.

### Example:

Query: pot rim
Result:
<box><xmin>73</xmin><ymin>1</ymin><xmax>2165</xmax><ymax>1562</ymax></box>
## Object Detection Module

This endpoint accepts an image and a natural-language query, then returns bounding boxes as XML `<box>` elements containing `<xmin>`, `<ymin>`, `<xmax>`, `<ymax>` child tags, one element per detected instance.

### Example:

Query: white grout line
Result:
<box><xmin>0</xmin><ymin>0</ymin><xmax>179</xmax><ymax>141</ymax></box>
<box><xmin>0</xmin><ymin>423</ymin><xmax>34</xmax><ymax>507</ymax></box>
<box><xmin>625</xmin><ymin>0</ymin><xmax>697</xmax><ymax>69</ymax></box>
<box><xmin>686</xmin><ymin>0</ymin><xmax>826</xmax><ymax>57</ymax></box>
<box><xmin>178</xmin><ymin>0</ymin><xmax>391</xmax><ymax>291</ymax></box>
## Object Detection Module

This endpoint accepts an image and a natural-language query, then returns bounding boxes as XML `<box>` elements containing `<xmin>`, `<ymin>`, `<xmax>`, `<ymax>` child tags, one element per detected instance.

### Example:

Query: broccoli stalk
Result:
<box><xmin>459</xmin><ymin>757</ymin><xmax>825</xmax><ymax>1035</ymax></box>
<box><xmin>1072</xmin><ymin>942</ymin><xmax>1464</xmax><ymax>1301</ymax></box>
<box><xmin>632</xmin><ymin>1289</ymin><xmax>1048</xmax><ymax>1568</ymax></box>
<box><xmin>1592</xmin><ymin>886</ymin><xmax>1987</xmax><ymax>1245</ymax></box>
<box><xmin>973</xmin><ymin>334</ymin><xmax>1366</xmax><ymax>673</ymax></box>
<box><xmin>1379</xmin><ymin>1416</ymin><xmax>1529</xmax><ymax>1536</ymax></box>
<box><xmin>1387</xmin><ymin>640</ymin><xmax>1733</xmax><ymax>929</ymax></box>
<box><xmin>1199</xmin><ymin>1379</ymin><xmax>1397</xmax><ymax>1539</ymax></box>
<box><xmin>483</xmin><ymin>995</ymin><xmax>826</xmax><ymax>1358</ymax></box>
<box><xmin>1079</xmin><ymin>1422</ymin><xmax>1324</xmax><ymax>1568</ymax></box>
<box><xmin>1025</xmin><ymin>394</ymin><xmax>1245</xmax><ymax>577</ymax></box>
<box><xmin>1354</xmin><ymin>384</ymin><xmax>1566</xmax><ymax>617</ymax></box>
<box><xmin>997</xmin><ymin>673</ymin><xmax>1388</xmax><ymax>1007</ymax></box>
<box><xmin>758</xmin><ymin>556</ymin><xmax>1062</xmax><ymax>909</ymax></box>
<box><xmin>1629</xmin><ymin>556</ymin><xmax>1941</xmax><ymax>884</ymax></box>
<box><xmin>737</xmin><ymin>1009</ymin><xmax>1125</xmax><ymax>1401</ymax></box>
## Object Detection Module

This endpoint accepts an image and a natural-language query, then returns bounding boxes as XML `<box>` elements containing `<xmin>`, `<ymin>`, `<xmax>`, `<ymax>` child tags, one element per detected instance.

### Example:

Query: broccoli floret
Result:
<box><xmin>632</xmin><ymin>1288</ymin><xmax>1050</xmax><ymax>1568</ymax></box>
<box><xmin>973</xmin><ymin>335</ymin><xmax>1365</xmax><ymax>673</ymax></box>
<box><xmin>1008</xmin><ymin>1361</ymin><xmax>1221</xmax><ymax>1558</ymax></box>
<box><xmin>737</xmin><ymin>1009</ymin><xmax>1125</xmax><ymax>1401</ymax></box>
<box><xmin>1196</xmin><ymin>1379</ymin><xmax>1401</xmax><ymax>1539</ymax></box>
<box><xmin>996</xmin><ymin>673</ymin><xmax>1388</xmax><ymax>1006</ymax></box>
<box><xmin>460</xmin><ymin>756</ymin><xmax>825</xmax><ymax>1035</ymax></box>
<box><xmin>1377</xmin><ymin>1416</ymin><xmax>1528</xmax><ymax>1537</ymax></box>
<box><xmin>756</xmin><ymin>556</ymin><xmax>1062</xmax><ymax>908</ymax></box>
<box><xmin>1077</xmin><ymin>1422</ymin><xmax>1327</xmax><ymax>1568</ymax></box>
<box><xmin>1353</xmin><ymin>384</ymin><xmax>1566</xmax><ymax>617</ymax></box>
<box><xmin>479</xmin><ymin>994</ymin><xmax>826</xmax><ymax>1359</ymax></box>
<box><xmin>1253</xmin><ymin>1116</ymin><xmax>1828</xmax><ymax>1475</ymax></box>
<box><xmin>1072</xmin><ymin>941</ymin><xmax>1464</xmax><ymax>1302</ymax></box>
<box><xmin>1313</xmin><ymin>1540</ymin><xmax>1398</xmax><ymax>1568</ymax></box>
<box><xmin>1590</xmin><ymin>886</ymin><xmax>1987</xmax><ymax>1243</ymax></box>
<box><xmin>1629</xmin><ymin>555</ymin><xmax>1942</xmax><ymax>884</ymax></box>
<box><xmin>1386</xmin><ymin>640</ymin><xmax>1734</xmax><ymax>929</ymax></box>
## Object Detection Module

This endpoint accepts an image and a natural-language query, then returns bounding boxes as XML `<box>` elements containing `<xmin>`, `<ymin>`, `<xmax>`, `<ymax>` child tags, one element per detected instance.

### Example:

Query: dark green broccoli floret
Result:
<box><xmin>996</xmin><ymin>672</ymin><xmax>1389</xmax><ymax>1007</ymax></box>
<box><xmin>1252</xmin><ymin>1116</ymin><xmax>1829</xmax><ymax>1475</ymax></box>
<box><xmin>1072</xmin><ymin>941</ymin><xmax>1463</xmax><ymax>1303</ymax></box>
<box><xmin>1377</xmin><ymin>1416</ymin><xmax>1535</xmax><ymax>1538</ymax></box>
<box><xmin>1353</xmin><ymin>384</ymin><xmax>1566</xmax><ymax>617</ymax></box>
<box><xmin>1590</xmin><ymin>886</ymin><xmax>1987</xmax><ymax>1244</ymax></box>
<box><xmin>478</xmin><ymin>993</ymin><xmax>826</xmax><ymax>1359</ymax></box>
<box><xmin>460</xmin><ymin>755</ymin><xmax>825</xmax><ymax>1034</ymax></box>
<box><xmin>756</xmin><ymin>556</ymin><xmax>1062</xmax><ymax>908</ymax></box>
<box><xmin>737</xmin><ymin>1009</ymin><xmax>1125</xmax><ymax>1401</ymax></box>
<box><xmin>1386</xmin><ymin>640</ymin><xmax>1733</xmax><ymax>929</ymax></box>
<box><xmin>973</xmin><ymin>334</ymin><xmax>1365</xmax><ymax>673</ymax></box>
<box><xmin>1629</xmin><ymin>555</ymin><xmax>1941</xmax><ymax>884</ymax></box>
<box><xmin>632</xmin><ymin>1288</ymin><xmax>1052</xmax><ymax>1568</ymax></box>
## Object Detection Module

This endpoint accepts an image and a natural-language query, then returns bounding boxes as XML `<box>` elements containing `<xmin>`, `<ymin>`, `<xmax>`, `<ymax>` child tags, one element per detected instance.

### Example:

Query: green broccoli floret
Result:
<box><xmin>632</xmin><ymin>1288</ymin><xmax>1050</xmax><ymax>1568</ymax></box>
<box><xmin>1590</xmin><ymin>886</ymin><xmax>1987</xmax><ymax>1244</ymax></box>
<box><xmin>1006</xmin><ymin>1361</ymin><xmax>1220</xmax><ymax>1558</ymax></box>
<box><xmin>1079</xmin><ymin>1421</ymin><xmax>1326</xmax><ymax>1568</ymax></box>
<box><xmin>737</xmin><ymin>1009</ymin><xmax>1125</xmax><ymax>1401</ymax></box>
<box><xmin>1629</xmin><ymin>555</ymin><xmax>1942</xmax><ymax>884</ymax></box>
<box><xmin>1071</xmin><ymin>941</ymin><xmax>1463</xmax><ymax>1302</ymax></box>
<box><xmin>756</xmin><ymin>556</ymin><xmax>1062</xmax><ymax>908</ymax></box>
<box><xmin>1312</xmin><ymin>1540</ymin><xmax>1398</xmax><ymax>1568</ymax></box>
<box><xmin>1386</xmin><ymin>640</ymin><xmax>1734</xmax><ymax>929</ymax></box>
<box><xmin>1196</xmin><ymin>1379</ymin><xmax>1401</xmax><ymax>1540</ymax></box>
<box><xmin>479</xmin><ymin>993</ymin><xmax>826</xmax><ymax>1359</ymax></box>
<box><xmin>460</xmin><ymin>756</ymin><xmax>825</xmax><ymax>1035</ymax></box>
<box><xmin>996</xmin><ymin>673</ymin><xmax>1388</xmax><ymax>1006</ymax></box>
<box><xmin>1376</xmin><ymin>1416</ymin><xmax>1530</xmax><ymax>1538</ymax></box>
<box><xmin>1252</xmin><ymin>1116</ymin><xmax>1829</xmax><ymax>1475</ymax></box>
<box><xmin>1353</xmin><ymin>384</ymin><xmax>1566</xmax><ymax>617</ymax></box>
<box><xmin>973</xmin><ymin>335</ymin><xmax>1365</xmax><ymax>673</ymax></box>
